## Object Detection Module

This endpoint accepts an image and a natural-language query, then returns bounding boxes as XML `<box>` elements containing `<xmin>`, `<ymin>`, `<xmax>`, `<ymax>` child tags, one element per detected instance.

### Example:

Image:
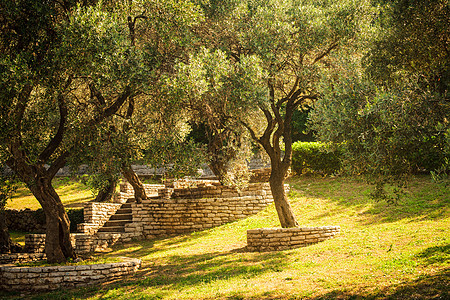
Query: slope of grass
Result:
<box><xmin>6</xmin><ymin>177</ymin><xmax>94</xmax><ymax>210</ymax></box>
<box><xmin>2</xmin><ymin>175</ymin><xmax>449</xmax><ymax>299</ymax></box>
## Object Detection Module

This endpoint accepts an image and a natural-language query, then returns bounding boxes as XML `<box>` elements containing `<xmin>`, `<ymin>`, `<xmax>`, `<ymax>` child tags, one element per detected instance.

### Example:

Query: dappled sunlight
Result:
<box><xmin>288</xmin><ymin>175</ymin><xmax>450</xmax><ymax>225</ymax></box>
<box><xmin>7</xmin><ymin>178</ymin><xmax>94</xmax><ymax>210</ymax></box>
<box><xmin>2</xmin><ymin>176</ymin><xmax>448</xmax><ymax>300</ymax></box>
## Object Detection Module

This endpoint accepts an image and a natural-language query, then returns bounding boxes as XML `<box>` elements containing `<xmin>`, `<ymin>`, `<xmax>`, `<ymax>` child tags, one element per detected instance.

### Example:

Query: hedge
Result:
<box><xmin>292</xmin><ymin>142</ymin><xmax>341</xmax><ymax>175</ymax></box>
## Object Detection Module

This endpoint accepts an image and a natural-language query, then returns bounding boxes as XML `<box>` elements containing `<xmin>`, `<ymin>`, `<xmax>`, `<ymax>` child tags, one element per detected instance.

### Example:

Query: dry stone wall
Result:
<box><xmin>3</xmin><ymin>209</ymin><xmax>45</xmax><ymax>232</ymax></box>
<box><xmin>247</xmin><ymin>226</ymin><xmax>341</xmax><ymax>251</ymax></box>
<box><xmin>0</xmin><ymin>253</ymin><xmax>45</xmax><ymax>264</ymax></box>
<box><xmin>0</xmin><ymin>258</ymin><xmax>141</xmax><ymax>292</ymax></box>
<box><xmin>113</xmin><ymin>183</ymin><xmax>164</xmax><ymax>203</ymax></box>
<box><xmin>25</xmin><ymin>181</ymin><xmax>288</xmax><ymax>254</ymax></box>
<box><xmin>75</xmin><ymin>181</ymin><xmax>285</xmax><ymax>252</ymax></box>
<box><xmin>77</xmin><ymin>203</ymin><xmax>122</xmax><ymax>235</ymax></box>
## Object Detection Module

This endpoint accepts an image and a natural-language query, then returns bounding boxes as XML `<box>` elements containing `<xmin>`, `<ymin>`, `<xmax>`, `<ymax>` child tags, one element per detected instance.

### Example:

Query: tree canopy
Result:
<box><xmin>167</xmin><ymin>0</ymin><xmax>372</xmax><ymax>227</ymax></box>
<box><xmin>309</xmin><ymin>0</ymin><xmax>449</xmax><ymax>198</ymax></box>
<box><xmin>0</xmin><ymin>0</ymin><xmax>447</xmax><ymax>258</ymax></box>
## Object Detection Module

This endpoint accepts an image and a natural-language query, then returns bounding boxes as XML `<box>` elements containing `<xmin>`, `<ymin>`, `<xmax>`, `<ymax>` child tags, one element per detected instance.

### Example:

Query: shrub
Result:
<box><xmin>33</xmin><ymin>208</ymin><xmax>83</xmax><ymax>233</ymax></box>
<box><xmin>292</xmin><ymin>142</ymin><xmax>341</xmax><ymax>175</ymax></box>
<box><xmin>66</xmin><ymin>209</ymin><xmax>84</xmax><ymax>233</ymax></box>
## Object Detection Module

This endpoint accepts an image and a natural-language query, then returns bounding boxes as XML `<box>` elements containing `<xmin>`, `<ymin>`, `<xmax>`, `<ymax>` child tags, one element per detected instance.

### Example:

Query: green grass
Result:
<box><xmin>1</xmin><ymin>175</ymin><xmax>449</xmax><ymax>299</ymax></box>
<box><xmin>6</xmin><ymin>177</ymin><xmax>94</xmax><ymax>210</ymax></box>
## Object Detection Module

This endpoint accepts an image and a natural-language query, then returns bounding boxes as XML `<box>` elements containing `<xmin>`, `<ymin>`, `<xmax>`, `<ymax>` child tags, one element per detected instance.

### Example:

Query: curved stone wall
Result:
<box><xmin>0</xmin><ymin>257</ymin><xmax>141</xmax><ymax>292</ymax></box>
<box><xmin>247</xmin><ymin>226</ymin><xmax>340</xmax><ymax>251</ymax></box>
<box><xmin>0</xmin><ymin>253</ymin><xmax>45</xmax><ymax>265</ymax></box>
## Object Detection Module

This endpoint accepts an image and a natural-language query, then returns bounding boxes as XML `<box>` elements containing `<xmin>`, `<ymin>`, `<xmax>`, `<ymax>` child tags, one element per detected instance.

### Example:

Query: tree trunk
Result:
<box><xmin>28</xmin><ymin>176</ymin><xmax>76</xmax><ymax>263</ymax></box>
<box><xmin>269</xmin><ymin>164</ymin><xmax>299</xmax><ymax>228</ymax></box>
<box><xmin>0</xmin><ymin>209</ymin><xmax>11</xmax><ymax>254</ymax></box>
<box><xmin>121</xmin><ymin>164</ymin><xmax>147</xmax><ymax>203</ymax></box>
<box><xmin>94</xmin><ymin>177</ymin><xmax>117</xmax><ymax>202</ymax></box>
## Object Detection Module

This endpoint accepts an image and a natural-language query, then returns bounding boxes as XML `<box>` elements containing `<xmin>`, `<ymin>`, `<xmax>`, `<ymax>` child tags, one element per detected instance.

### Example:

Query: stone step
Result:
<box><xmin>98</xmin><ymin>226</ymin><xmax>125</xmax><ymax>233</ymax></box>
<box><xmin>103</xmin><ymin>220</ymin><xmax>131</xmax><ymax>227</ymax></box>
<box><xmin>116</xmin><ymin>208</ymin><xmax>132</xmax><ymax>214</ymax></box>
<box><xmin>109</xmin><ymin>213</ymin><xmax>132</xmax><ymax>221</ymax></box>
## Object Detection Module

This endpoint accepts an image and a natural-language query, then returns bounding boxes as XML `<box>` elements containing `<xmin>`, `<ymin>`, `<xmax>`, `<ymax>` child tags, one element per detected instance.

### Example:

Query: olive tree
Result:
<box><xmin>73</xmin><ymin>0</ymin><xmax>205</xmax><ymax>202</ymax></box>
<box><xmin>309</xmin><ymin>0</ymin><xmax>449</xmax><ymax>197</ymax></box>
<box><xmin>170</xmin><ymin>0</ymin><xmax>370</xmax><ymax>227</ymax></box>
<box><xmin>0</xmin><ymin>1</ymin><xmax>152</xmax><ymax>262</ymax></box>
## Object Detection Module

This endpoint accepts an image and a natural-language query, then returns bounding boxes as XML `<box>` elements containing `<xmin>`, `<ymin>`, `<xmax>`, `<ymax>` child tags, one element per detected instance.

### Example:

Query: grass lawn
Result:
<box><xmin>6</xmin><ymin>177</ymin><xmax>94</xmax><ymax>210</ymax></box>
<box><xmin>1</xmin><ymin>175</ymin><xmax>449</xmax><ymax>299</ymax></box>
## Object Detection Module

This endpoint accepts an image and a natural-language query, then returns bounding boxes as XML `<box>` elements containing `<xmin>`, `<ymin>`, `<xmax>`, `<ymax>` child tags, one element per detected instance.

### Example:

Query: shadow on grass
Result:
<box><xmin>289</xmin><ymin>175</ymin><xmax>449</xmax><ymax>224</ymax></box>
<box><xmin>306</xmin><ymin>268</ymin><xmax>450</xmax><ymax>300</ymax></box>
<box><xmin>132</xmin><ymin>249</ymin><xmax>288</xmax><ymax>289</ymax></box>
<box><xmin>7</xmin><ymin>246</ymin><xmax>290</xmax><ymax>300</ymax></box>
<box><xmin>415</xmin><ymin>243</ymin><xmax>450</xmax><ymax>266</ymax></box>
<box><xmin>2</xmin><ymin>267</ymin><xmax>448</xmax><ymax>300</ymax></box>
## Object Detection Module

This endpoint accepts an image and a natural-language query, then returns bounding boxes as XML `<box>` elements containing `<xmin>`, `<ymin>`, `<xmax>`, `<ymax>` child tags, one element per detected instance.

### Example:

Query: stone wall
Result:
<box><xmin>0</xmin><ymin>258</ymin><xmax>141</xmax><ymax>292</ymax></box>
<box><xmin>3</xmin><ymin>209</ymin><xmax>45</xmax><ymax>232</ymax></box>
<box><xmin>113</xmin><ymin>183</ymin><xmax>165</xmax><ymax>203</ymax></box>
<box><xmin>0</xmin><ymin>253</ymin><xmax>45</xmax><ymax>265</ymax></box>
<box><xmin>77</xmin><ymin>202</ymin><xmax>122</xmax><ymax>235</ymax></box>
<box><xmin>246</xmin><ymin>226</ymin><xmax>341</xmax><ymax>251</ymax></box>
<box><xmin>249</xmin><ymin>168</ymin><xmax>271</xmax><ymax>183</ymax></box>
<box><xmin>24</xmin><ymin>234</ymin><xmax>46</xmax><ymax>253</ymax></box>
<box><xmin>22</xmin><ymin>233</ymin><xmax>105</xmax><ymax>256</ymax></box>
<box><xmin>75</xmin><ymin>181</ymin><xmax>286</xmax><ymax>252</ymax></box>
<box><xmin>24</xmin><ymin>181</ymin><xmax>288</xmax><ymax>254</ymax></box>
<box><xmin>143</xmin><ymin>183</ymin><xmax>276</xmax><ymax>238</ymax></box>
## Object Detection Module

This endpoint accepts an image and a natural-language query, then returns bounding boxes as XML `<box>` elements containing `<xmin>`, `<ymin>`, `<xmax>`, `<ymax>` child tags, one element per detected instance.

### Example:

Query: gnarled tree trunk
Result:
<box><xmin>121</xmin><ymin>164</ymin><xmax>147</xmax><ymax>203</ymax></box>
<box><xmin>95</xmin><ymin>177</ymin><xmax>118</xmax><ymax>202</ymax></box>
<box><xmin>28</xmin><ymin>175</ymin><xmax>75</xmax><ymax>263</ymax></box>
<box><xmin>7</xmin><ymin>157</ymin><xmax>76</xmax><ymax>263</ymax></box>
<box><xmin>0</xmin><ymin>209</ymin><xmax>11</xmax><ymax>254</ymax></box>
<box><xmin>269</xmin><ymin>163</ymin><xmax>298</xmax><ymax>228</ymax></box>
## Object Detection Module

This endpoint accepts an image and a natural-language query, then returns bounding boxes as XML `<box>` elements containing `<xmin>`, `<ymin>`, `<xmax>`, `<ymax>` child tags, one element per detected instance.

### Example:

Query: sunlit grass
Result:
<box><xmin>6</xmin><ymin>177</ymin><xmax>94</xmax><ymax>210</ymax></box>
<box><xmin>2</xmin><ymin>175</ymin><xmax>449</xmax><ymax>299</ymax></box>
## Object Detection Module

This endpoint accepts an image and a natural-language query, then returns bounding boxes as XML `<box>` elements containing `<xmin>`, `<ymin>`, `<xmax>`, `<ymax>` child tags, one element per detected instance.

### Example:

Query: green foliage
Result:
<box><xmin>291</xmin><ymin>107</ymin><xmax>315</xmax><ymax>142</ymax></box>
<box><xmin>145</xmin><ymin>138</ymin><xmax>206</xmax><ymax>180</ymax></box>
<box><xmin>365</xmin><ymin>0</ymin><xmax>449</xmax><ymax>91</ymax></box>
<box><xmin>291</xmin><ymin>142</ymin><xmax>341</xmax><ymax>175</ymax></box>
<box><xmin>309</xmin><ymin>0</ymin><xmax>449</xmax><ymax>184</ymax></box>
<box><xmin>66</xmin><ymin>208</ymin><xmax>84</xmax><ymax>233</ymax></box>
<box><xmin>311</xmin><ymin>70</ymin><xmax>449</xmax><ymax>176</ymax></box>
<box><xmin>0</xmin><ymin>172</ymin><xmax>17</xmax><ymax>211</ymax></box>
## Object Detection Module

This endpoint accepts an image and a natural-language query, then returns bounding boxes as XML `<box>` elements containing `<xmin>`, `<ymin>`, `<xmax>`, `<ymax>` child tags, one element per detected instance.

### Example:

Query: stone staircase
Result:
<box><xmin>97</xmin><ymin>202</ymin><xmax>133</xmax><ymax>233</ymax></box>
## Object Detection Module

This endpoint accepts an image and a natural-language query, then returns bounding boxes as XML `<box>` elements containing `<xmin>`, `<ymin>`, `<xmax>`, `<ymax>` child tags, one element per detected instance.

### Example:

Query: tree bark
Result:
<box><xmin>94</xmin><ymin>177</ymin><xmax>117</xmax><ymax>202</ymax></box>
<box><xmin>269</xmin><ymin>164</ymin><xmax>299</xmax><ymax>228</ymax></box>
<box><xmin>0</xmin><ymin>209</ymin><xmax>11</xmax><ymax>254</ymax></box>
<box><xmin>121</xmin><ymin>164</ymin><xmax>147</xmax><ymax>203</ymax></box>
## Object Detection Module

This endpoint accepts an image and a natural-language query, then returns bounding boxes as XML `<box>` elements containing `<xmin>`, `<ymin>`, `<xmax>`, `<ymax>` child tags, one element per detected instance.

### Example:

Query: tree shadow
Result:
<box><xmin>289</xmin><ymin>175</ymin><xmax>449</xmax><ymax>225</ymax></box>
<box><xmin>131</xmin><ymin>249</ymin><xmax>289</xmax><ymax>289</ymax></box>
<box><xmin>16</xmin><ymin>247</ymin><xmax>290</xmax><ymax>300</ymax></box>
<box><xmin>415</xmin><ymin>243</ymin><xmax>450</xmax><ymax>266</ymax></box>
<box><xmin>307</xmin><ymin>268</ymin><xmax>450</xmax><ymax>300</ymax></box>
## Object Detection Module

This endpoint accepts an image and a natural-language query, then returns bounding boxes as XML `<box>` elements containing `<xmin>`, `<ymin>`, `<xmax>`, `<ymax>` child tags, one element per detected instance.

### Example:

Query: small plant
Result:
<box><xmin>431</xmin><ymin>158</ymin><xmax>449</xmax><ymax>185</ymax></box>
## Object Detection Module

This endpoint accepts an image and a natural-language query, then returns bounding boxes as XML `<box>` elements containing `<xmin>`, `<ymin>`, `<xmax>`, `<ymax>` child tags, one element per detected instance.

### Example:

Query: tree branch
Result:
<box><xmin>39</xmin><ymin>76</ymin><xmax>72</xmax><ymax>162</ymax></box>
<box><xmin>260</xmin><ymin>106</ymin><xmax>276</xmax><ymax>143</ymax></box>
<box><xmin>128</xmin><ymin>12</ymin><xmax>147</xmax><ymax>46</ymax></box>
<box><xmin>312</xmin><ymin>40</ymin><xmax>339</xmax><ymax>65</ymax></box>
<box><xmin>47</xmin><ymin>151</ymin><xmax>70</xmax><ymax>179</ymax></box>
<box><xmin>92</xmin><ymin>86</ymin><xmax>132</xmax><ymax>125</ymax></box>
<box><xmin>89</xmin><ymin>82</ymin><xmax>106</xmax><ymax>106</ymax></box>
<box><xmin>12</xmin><ymin>84</ymin><xmax>33</xmax><ymax>133</ymax></box>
